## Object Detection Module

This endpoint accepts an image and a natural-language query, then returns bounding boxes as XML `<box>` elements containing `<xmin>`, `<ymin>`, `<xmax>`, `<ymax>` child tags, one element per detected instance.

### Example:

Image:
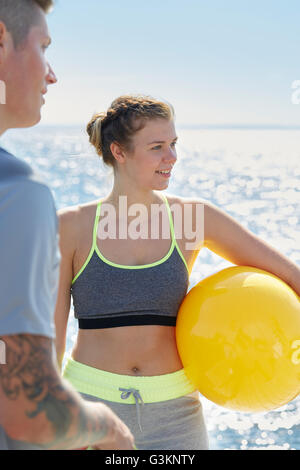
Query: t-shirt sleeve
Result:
<box><xmin>0</xmin><ymin>180</ymin><xmax>61</xmax><ymax>338</ymax></box>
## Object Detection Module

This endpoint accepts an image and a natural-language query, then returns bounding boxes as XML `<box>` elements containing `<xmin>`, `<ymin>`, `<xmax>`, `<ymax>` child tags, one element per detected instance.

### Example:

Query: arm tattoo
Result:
<box><xmin>0</xmin><ymin>335</ymin><xmax>108</xmax><ymax>449</ymax></box>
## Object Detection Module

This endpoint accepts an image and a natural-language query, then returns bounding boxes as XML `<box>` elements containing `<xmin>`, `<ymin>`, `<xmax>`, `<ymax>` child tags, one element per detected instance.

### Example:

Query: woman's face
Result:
<box><xmin>122</xmin><ymin>118</ymin><xmax>178</xmax><ymax>191</ymax></box>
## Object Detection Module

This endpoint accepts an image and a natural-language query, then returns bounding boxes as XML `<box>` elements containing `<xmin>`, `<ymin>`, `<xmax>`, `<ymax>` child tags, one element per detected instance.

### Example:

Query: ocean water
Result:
<box><xmin>2</xmin><ymin>125</ymin><xmax>300</xmax><ymax>450</ymax></box>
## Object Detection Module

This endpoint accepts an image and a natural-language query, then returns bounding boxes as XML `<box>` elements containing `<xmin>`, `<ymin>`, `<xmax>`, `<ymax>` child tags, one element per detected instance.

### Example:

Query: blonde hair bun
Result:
<box><xmin>86</xmin><ymin>112</ymin><xmax>106</xmax><ymax>157</ymax></box>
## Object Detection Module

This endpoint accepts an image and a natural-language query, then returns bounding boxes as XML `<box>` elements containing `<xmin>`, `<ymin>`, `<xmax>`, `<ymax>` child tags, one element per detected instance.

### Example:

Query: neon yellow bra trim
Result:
<box><xmin>71</xmin><ymin>194</ymin><xmax>189</xmax><ymax>285</ymax></box>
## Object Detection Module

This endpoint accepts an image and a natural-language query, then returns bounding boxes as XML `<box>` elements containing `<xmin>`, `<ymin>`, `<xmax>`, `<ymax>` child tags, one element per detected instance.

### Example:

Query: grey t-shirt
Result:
<box><xmin>0</xmin><ymin>146</ymin><xmax>61</xmax><ymax>449</ymax></box>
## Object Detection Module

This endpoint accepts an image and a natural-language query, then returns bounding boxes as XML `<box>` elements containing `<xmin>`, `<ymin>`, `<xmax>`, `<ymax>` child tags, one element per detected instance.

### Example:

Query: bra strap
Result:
<box><xmin>162</xmin><ymin>194</ymin><xmax>176</xmax><ymax>243</ymax></box>
<box><xmin>92</xmin><ymin>200</ymin><xmax>102</xmax><ymax>248</ymax></box>
<box><xmin>162</xmin><ymin>194</ymin><xmax>190</xmax><ymax>275</ymax></box>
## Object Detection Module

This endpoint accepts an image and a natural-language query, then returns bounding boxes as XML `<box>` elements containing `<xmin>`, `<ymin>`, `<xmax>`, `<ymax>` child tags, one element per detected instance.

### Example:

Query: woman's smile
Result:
<box><xmin>155</xmin><ymin>169</ymin><xmax>172</xmax><ymax>178</ymax></box>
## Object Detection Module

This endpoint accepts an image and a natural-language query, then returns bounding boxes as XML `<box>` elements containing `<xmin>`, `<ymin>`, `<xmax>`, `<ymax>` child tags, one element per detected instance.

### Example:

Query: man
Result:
<box><xmin>0</xmin><ymin>0</ymin><xmax>135</xmax><ymax>450</ymax></box>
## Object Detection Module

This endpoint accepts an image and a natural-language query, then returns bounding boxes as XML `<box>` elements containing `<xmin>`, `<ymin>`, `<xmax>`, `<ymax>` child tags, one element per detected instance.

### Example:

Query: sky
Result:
<box><xmin>42</xmin><ymin>0</ymin><xmax>300</xmax><ymax>127</ymax></box>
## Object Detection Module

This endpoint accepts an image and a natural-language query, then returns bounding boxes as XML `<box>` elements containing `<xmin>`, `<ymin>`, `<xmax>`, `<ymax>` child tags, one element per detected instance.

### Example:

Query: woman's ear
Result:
<box><xmin>110</xmin><ymin>142</ymin><xmax>127</xmax><ymax>165</ymax></box>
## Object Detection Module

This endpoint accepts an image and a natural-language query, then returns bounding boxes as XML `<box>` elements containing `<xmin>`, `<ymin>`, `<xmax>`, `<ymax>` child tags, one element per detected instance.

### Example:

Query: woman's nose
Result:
<box><xmin>46</xmin><ymin>62</ymin><xmax>58</xmax><ymax>85</ymax></box>
<box><xmin>164</xmin><ymin>146</ymin><xmax>177</xmax><ymax>164</ymax></box>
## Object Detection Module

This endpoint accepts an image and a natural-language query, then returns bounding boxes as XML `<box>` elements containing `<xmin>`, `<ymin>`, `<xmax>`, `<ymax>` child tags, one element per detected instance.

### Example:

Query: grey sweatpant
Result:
<box><xmin>80</xmin><ymin>391</ymin><xmax>209</xmax><ymax>450</ymax></box>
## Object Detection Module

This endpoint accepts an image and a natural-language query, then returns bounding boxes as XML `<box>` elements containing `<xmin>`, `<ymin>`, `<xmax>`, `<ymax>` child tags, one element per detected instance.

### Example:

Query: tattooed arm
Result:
<box><xmin>0</xmin><ymin>334</ymin><xmax>135</xmax><ymax>450</ymax></box>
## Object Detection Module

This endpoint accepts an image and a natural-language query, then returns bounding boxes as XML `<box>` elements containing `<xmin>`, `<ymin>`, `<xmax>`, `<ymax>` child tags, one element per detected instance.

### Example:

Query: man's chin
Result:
<box><xmin>0</xmin><ymin>107</ymin><xmax>42</xmax><ymax>134</ymax></box>
<box><xmin>19</xmin><ymin>112</ymin><xmax>42</xmax><ymax>129</ymax></box>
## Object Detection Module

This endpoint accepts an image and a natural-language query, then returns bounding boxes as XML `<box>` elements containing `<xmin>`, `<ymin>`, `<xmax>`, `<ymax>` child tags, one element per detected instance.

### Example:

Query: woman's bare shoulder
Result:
<box><xmin>57</xmin><ymin>199</ymin><xmax>100</xmax><ymax>249</ymax></box>
<box><xmin>164</xmin><ymin>192</ymin><xmax>210</xmax><ymax>207</ymax></box>
<box><xmin>58</xmin><ymin>198</ymin><xmax>99</xmax><ymax>223</ymax></box>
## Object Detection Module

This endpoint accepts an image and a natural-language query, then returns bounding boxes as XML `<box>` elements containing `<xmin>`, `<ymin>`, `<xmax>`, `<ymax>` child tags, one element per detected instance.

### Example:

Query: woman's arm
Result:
<box><xmin>54</xmin><ymin>207</ymin><xmax>79</xmax><ymax>370</ymax></box>
<box><xmin>199</xmin><ymin>199</ymin><xmax>300</xmax><ymax>296</ymax></box>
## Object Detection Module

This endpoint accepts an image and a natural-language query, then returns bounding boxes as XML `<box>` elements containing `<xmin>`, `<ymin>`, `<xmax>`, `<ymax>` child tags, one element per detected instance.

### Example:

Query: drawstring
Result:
<box><xmin>119</xmin><ymin>387</ymin><xmax>145</xmax><ymax>432</ymax></box>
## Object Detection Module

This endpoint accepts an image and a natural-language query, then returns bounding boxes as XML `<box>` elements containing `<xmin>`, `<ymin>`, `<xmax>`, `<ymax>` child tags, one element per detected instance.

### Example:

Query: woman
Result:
<box><xmin>55</xmin><ymin>95</ymin><xmax>300</xmax><ymax>450</ymax></box>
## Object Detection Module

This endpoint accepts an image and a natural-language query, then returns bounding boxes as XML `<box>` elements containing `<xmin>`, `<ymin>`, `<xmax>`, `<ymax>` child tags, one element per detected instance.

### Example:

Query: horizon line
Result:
<box><xmin>36</xmin><ymin>123</ymin><xmax>300</xmax><ymax>131</ymax></box>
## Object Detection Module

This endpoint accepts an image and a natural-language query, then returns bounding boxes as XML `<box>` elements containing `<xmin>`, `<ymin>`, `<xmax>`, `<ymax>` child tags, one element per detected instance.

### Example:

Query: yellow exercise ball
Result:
<box><xmin>176</xmin><ymin>266</ymin><xmax>300</xmax><ymax>412</ymax></box>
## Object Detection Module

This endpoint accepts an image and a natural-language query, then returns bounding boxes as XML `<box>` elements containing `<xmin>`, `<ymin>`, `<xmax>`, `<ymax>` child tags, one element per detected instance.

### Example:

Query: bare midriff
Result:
<box><xmin>71</xmin><ymin>325</ymin><xmax>184</xmax><ymax>376</ymax></box>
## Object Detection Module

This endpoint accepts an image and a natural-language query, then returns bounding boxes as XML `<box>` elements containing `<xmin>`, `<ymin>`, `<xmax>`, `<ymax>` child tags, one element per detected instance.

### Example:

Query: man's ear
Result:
<box><xmin>0</xmin><ymin>22</ymin><xmax>5</xmax><ymax>63</ymax></box>
<box><xmin>0</xmin><ymin>22</ymin><xmax>10</xmax><ymax>64</ymax></box>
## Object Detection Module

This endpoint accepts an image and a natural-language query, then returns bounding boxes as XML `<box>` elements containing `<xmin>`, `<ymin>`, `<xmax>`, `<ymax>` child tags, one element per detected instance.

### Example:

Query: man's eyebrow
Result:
<box><xmin>45</xmin><ymin>36</ymin><xmax>52</xmax><ymax>46</ymax></box>
<box><xmin>147</xmin><ymin>137</ymin><xmax>178</xmax><ymax>145</ymax></box>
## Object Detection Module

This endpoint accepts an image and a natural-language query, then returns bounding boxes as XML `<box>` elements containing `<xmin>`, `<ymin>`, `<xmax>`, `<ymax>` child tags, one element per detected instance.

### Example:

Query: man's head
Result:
<box><xmin>0</xmin><ymin>0</ymin><xmax>57</xmax><ymax>134</ymax></box>
<box><xmin>0</xmin><ymin>0</ymin><xmax>54</xmax><ymax>48</ymax></box>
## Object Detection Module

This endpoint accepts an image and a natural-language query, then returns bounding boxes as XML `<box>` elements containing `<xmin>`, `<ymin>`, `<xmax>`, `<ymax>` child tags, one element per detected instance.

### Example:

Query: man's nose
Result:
<box><xmin>46</xmin><ymin>63</ymin><xmax>57</xmax><ymax>85</ymax></box>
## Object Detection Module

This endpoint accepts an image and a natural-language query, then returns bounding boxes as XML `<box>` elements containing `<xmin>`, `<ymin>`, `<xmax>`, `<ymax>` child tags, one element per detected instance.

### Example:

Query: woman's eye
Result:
<box><xmin>152</xmin><ymin>142</ymin><xmax>177</xmax><ymax>150</ymax></box>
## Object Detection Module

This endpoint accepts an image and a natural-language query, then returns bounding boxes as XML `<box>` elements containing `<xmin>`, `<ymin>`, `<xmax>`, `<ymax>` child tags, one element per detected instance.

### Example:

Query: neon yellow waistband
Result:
<box><xmin>62</xmin><ymin>357</ymin><xmax>196</xmax><ymax>404</ymax></box>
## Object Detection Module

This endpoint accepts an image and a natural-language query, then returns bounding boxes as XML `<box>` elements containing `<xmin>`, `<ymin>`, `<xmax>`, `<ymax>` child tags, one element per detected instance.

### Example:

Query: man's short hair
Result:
<box><xmin>0</xmin><ymin>0</ymin><xmax>53</xmax><ymax>48</ymax></box>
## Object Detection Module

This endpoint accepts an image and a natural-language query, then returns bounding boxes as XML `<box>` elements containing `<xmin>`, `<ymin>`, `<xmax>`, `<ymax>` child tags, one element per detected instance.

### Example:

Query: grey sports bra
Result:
<box><xmin>71</xmin><ymin>194</ymin><xmax>190</xmax><ymax>329</ymax></box>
